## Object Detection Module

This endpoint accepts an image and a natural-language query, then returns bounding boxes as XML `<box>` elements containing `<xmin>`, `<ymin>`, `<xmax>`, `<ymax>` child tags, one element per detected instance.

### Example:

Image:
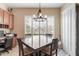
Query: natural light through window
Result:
<box><xmin>24</xmin><ymin>16</ymin><xmax>55</xmax><ymax>35</ymax></box>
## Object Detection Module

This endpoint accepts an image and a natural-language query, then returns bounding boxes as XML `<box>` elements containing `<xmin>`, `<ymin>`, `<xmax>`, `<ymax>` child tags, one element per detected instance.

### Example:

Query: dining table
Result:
<box><xmin>21</xmin><ymin>35</ymin><xmax>53</xmax><ymax>56</ymax></box>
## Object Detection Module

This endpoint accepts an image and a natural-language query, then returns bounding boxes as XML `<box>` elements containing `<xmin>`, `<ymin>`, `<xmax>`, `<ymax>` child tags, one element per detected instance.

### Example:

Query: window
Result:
<box><xmin>24</xmin><ymin>16</ymin><xmax>55</xmax><ymax>35</ymax></box>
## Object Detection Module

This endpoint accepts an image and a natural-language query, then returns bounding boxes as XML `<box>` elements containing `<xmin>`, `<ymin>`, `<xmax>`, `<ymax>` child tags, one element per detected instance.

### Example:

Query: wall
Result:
<box><xmin>0</xmin><ymin>3</ymin><xmax>8</xmax><ymax>11</ymax></box>
<box><xmin>13</xmin><ymin>8</ymin><xmax>61</xmax><ymax>38</ymax></box>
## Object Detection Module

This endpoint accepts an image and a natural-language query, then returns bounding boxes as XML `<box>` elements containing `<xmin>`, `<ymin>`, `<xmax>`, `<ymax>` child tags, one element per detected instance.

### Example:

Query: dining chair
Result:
<box><xmin>17</xmin><ymin>38</ymin><xmax>33</xmax><ymax>56</ymax></box>
<box><xmin>40</xmin><ymin>38</ymin><xmax>58</xmax><ymax>56</ymax></box>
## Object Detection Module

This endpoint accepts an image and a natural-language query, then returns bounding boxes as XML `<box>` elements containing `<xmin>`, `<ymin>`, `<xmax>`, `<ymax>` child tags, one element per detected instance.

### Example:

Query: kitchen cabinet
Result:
<box><xmin>0</xmin><ymin>9</ymin><xmax>14</xmax><ymax>29</ymax></box>
<box><xmin>9</xmin><ymin>14</ymin><xmax>14</xmax><ymax>29</ymax></box>
<box><xmin>4</xmin><ymin>11</ymin><xmax>10</xmax><ymax>25</ymax></box>
<box><xmin>0</xmin><ymin>8</ymin><xmax>4</xmax><ymax>24</ymax></box>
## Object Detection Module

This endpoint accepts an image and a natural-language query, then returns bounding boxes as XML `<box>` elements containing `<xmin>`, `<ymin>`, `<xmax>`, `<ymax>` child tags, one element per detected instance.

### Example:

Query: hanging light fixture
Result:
<box><xmin>33</xmin><ymin>3</ymin><xmax>47</xmax><ymax>22</ymax></box>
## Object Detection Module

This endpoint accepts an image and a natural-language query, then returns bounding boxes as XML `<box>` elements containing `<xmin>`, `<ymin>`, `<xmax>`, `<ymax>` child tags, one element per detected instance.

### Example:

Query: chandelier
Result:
<box><xmin>33</xmin><ymin>3</ymin><xmax>47</xmax><ymax>22</ymax></box>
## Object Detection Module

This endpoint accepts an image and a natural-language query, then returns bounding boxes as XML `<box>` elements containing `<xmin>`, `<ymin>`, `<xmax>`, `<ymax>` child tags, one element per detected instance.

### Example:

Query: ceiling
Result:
<box><xmin>4</xmin><ymin>3</ymin><xmax>64</xmax><ymax>8</ymax></box>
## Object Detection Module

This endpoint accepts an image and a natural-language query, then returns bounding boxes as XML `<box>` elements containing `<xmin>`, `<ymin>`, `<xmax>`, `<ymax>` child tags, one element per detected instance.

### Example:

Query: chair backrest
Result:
<box><xmin>50</xmin><ymin>38</ymin><xmax>58</xmax><ymax>55</ymax></box>
<box><xmin>52</xmin><ymin>38</ymin><xmax>58</xmax><ymax>50</ymax></box>
<box><xmin>14</xmin><ymin>34</ymin><xmax>17</xmax><ymax>37</ymax></box>
<box><xmin>17</xmin><ymin>38</ymin><xmax>24</xmax><ymax>56</ymax></box>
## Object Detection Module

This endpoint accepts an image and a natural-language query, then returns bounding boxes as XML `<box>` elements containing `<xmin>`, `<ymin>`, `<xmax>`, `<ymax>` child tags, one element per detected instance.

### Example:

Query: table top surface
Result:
<box><xmin>22</xmin><ymin>35</ymin><xmax>53</xmax><ymax>50</ymax></box>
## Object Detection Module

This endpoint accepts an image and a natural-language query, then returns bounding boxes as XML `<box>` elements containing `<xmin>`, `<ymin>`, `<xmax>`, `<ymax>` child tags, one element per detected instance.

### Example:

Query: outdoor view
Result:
<box><xmin>24</xmin><ymin>16</ymin><xmax>55</xmax><ymax>48</ymax></box>
<box><xmin>25</xmin><ymin>16</ymin><xmax>55</xmax><ymax>35</ymax></box>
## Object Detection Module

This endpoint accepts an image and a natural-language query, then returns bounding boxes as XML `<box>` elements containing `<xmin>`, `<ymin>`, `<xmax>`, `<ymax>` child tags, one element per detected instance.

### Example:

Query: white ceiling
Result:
<box><xmin>4</xmin><ymin>3</ymin><xmax>64</xmax><ymax>8</ymax></box>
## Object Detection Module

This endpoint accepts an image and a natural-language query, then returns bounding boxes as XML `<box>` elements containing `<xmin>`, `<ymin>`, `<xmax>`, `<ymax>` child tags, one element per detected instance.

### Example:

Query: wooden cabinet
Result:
<box><xmin>0</xmin><ymin>8</ymin><xmax>14</xmax><ymax>29</ymax></box>
<box><xmin>4</xmin><ymin>11</ymin><xmax>10</xmax><ymax>25</ymax></box>
<box><xmin>0</xmin><ymin>9</ymin><xmax>4</xmax><ymax>24</ymax></box>
<box><xmin>9</xmin><ymin>14</ymin><xmax>14</xmax><ymax>29</ymax></box>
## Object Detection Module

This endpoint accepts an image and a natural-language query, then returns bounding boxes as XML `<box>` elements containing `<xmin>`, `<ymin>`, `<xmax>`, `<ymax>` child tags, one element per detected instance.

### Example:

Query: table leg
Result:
<box><xmin>38</xmin><ymin>51</ymin><xmax>41</xmax><ymax>56</ymax></box>
<box><xmin>33</xmin><ymin>51</ymin><xmax>41</xmax><ymax>56</ymax></box>
<box><xmin>33</xmin><ymin>51</ymin><xmax>38</xmax><ymax>56</ymax></box>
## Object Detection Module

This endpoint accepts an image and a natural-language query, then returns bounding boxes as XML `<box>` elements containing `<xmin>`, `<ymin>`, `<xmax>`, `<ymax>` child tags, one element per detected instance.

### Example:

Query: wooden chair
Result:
<box><xmin>40</xmin><ymin>38</ymin><xmax>58</xmax><ymax>56</ymax></box>
<box><xmin>17</xmin><ymin>38</ymin><xmax>33</xmax><ymax>56</ymax></box>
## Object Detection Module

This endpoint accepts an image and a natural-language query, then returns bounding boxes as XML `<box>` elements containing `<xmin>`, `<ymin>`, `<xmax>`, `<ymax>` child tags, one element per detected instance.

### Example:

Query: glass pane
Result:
<box><xmin>32</xmin><ymin>19</ymin><xmax>39</xmax><ymax>47</ymax></box>
<box><xmin>40</xmin><ymin>19</ymin><xmax>47</xmax><ymax>46</ymax></box>
<box><xmin>25</xmin><ymin>16</ymin><xmax>32</xmax><ymax>34</ymax></box>
<box><xmin>33</xmin><ymin>19</ymin><xmax>39</xmax><ymax>34</ymax></box>
<box><xmin>48</xmin><ymin>16</ymin><xmax>54</xmax><ymax>34</ymax></box>
<box><xmin>40</xmin><ymin>19</ymin><xmax>47</xmax><ymax>34</ymax></box>
<box><xmin>25</xmin><ymin>16</ymin><xmax>33</xmax><ymax>46</ymax></box>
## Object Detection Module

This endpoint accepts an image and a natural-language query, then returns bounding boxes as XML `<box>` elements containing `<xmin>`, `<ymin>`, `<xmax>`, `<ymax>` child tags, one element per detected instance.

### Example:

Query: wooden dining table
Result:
<box><xmin>21</xmin><ymin>35</ymin><xmax>53</xmax><ymax>56</ymax></box>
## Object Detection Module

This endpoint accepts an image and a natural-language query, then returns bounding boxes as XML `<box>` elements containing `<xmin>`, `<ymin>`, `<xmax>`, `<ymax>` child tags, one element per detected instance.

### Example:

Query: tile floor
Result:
<box><xmin>0</xmin><ymin>46</ymin><xmax>69</xmax><ymax>56</ymax></box>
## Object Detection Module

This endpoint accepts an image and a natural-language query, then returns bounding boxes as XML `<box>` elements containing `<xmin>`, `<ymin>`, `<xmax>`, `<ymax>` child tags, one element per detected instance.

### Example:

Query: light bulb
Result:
<box><xmin>39</xmin><ymin>13</ymin><xmax>42</xmax><ymax>16</ymax></box>
<box><xmin>33</xmin><ymin>14</ymin><xmax>36</xmax><ymax>18</ymax></box>
<box><xmin>44</xmin><ymin>15</ymin><xmax>47</xmax><ymax>18</ymax></box>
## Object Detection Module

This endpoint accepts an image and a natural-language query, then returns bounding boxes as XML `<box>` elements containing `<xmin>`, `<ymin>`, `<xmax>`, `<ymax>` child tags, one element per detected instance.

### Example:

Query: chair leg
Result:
<box><xmin>56</xmin><ymin>49</ymin><xmax>58</xmax><ymax>56</ymax></box>
<box><xmin>45</xmin><ymin>54</ymin><xmax>48</xmax><ymax>56</ymax></box>
<box><xmin>4</xmin><ymin>48</ymin><xmax>9</xmax><ymax>53</ymax></box>
<box><xmin>30</xmin><ymin>53</ymin><xmax>33</xmax><ymax>56</ymax></box>
<box><xmin>19</xmin><ymin>52</ymin><xmax>20</xmax><ymax>56</ymax></box>
<box><xmin>0</xmin><ymin>53</ymin><xmax>1</xmax><ymax>55</ymax></box>
<box><xmin>38</xmin><ymin>51</ymin><xmax>41</xmax><ymax>56</ymax></box>
<box><xmin>3</xmin><ymin>49</ymin><xmax>9</xmax><ymax>53</ymax></box>
<box><xmin>5</xmin><ymin>50</ymin><xmax>9</xmax><ymax>53</ymax></box>
<box><xmin>19</xmin><ymin>49</ymin><xmax>21</xmax><ymax>56</ymax></box>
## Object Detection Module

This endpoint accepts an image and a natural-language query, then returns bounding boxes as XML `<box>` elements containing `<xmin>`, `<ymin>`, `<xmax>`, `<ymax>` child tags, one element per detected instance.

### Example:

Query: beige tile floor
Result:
<box><xmin>0</xmin><ymin>45</ymin><xmax>69</xmax><ymax>56</ymax></box>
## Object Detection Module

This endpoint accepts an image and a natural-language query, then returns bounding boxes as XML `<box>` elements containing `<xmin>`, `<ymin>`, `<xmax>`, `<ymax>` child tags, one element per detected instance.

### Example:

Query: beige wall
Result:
<box><xmin>0</xmin><ymin>3</ymin><xmax>8</xmax><ymax>11</ymax></box>
<box><xmin>13</xmin><ymin>8</ymin><xmax>61</xmax><ymax>38</ymax></box>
